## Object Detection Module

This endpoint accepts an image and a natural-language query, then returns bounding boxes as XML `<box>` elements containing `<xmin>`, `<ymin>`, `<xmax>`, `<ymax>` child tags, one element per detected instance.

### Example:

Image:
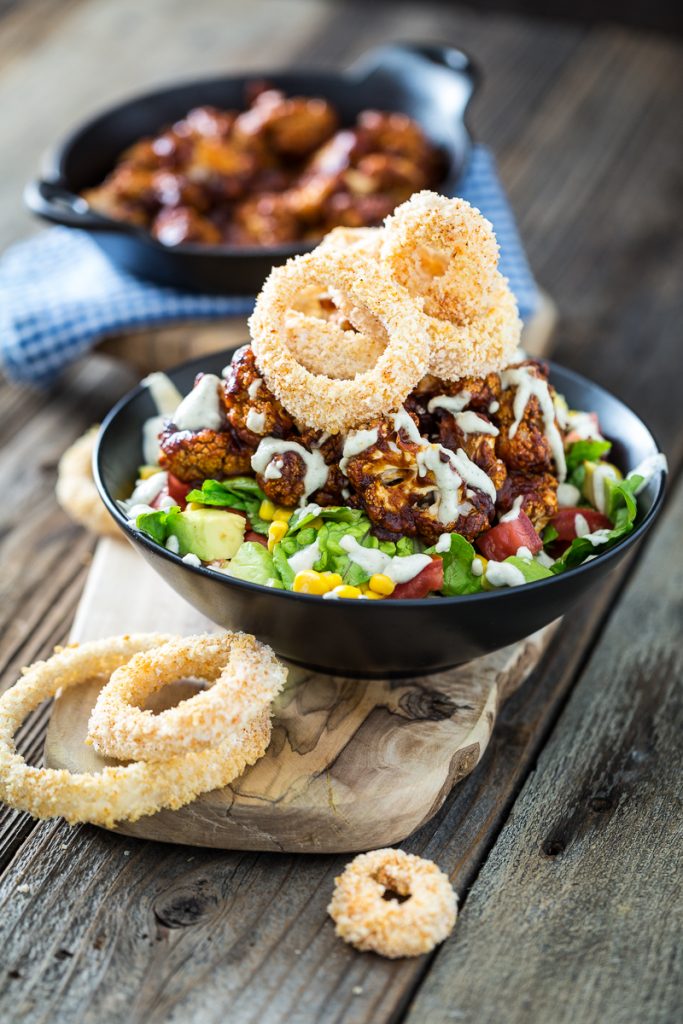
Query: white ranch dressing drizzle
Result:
<box><xmin>536</xmin><ymin>550</ymin><xmax>555</xmax><ymax>568</ymax></box>
<box><xmin>485</xmin><ymin>560</ymin><xmax>526</xmax><ymax>587</ymax></box>
<box><xmin>392</xmin><ymin>408</ymin><xmax>423</xmax><ymax>446</ymax></box>
<box><xmin>500</xmin><ymin>496</ymin><xmax>524</xmax><ymax>522</ymax></box>
<box><xmin>427</xmin><ymin>392</ymin><xmax>472</xmax><ymax>415</ymax></box>
<box><xmin>339</xmin><ymin>535</ymin><xmax>431</xmax><ymax>584</ymax></box>
<box><xmin>452</xmin><ymin>411</ymin><xmax>499</xmax><ymax>437</ymax></box>
<box><xmin>574</xmin><ymin>521</ymin><xmax>613</xmax><ymax>546</ymax></box>
<box><xmin>172</xmin><ymin>374</ymin><xmax>224</xmax><ymax>432</ymax></box>
<box><xmin>590</xmin><ymin>463</ymin><xmax>620</xmax><ymax>514</ymax></box>
<box><xmin>557</xmin><ymin>482</ymin><xmax>581</xmax><ymax>507</ymax></box>
<box><xmin>340</xmin><ymin>427</ymin><xmax>379</xmax><ymax>474</ymax></box>
<box><xmin>287</xmin><ymin>539</ymin><xmax>321</xmax><ymax>574</ymax></box>
<box><xmin>121</xmin><ymin>471</ymin><xmax>167</xmax><ymax>512</ymax></box>
<box><xmin>182</xmin><ymin>552</ymin><xmax>202</xmax><ymax>567</ymax></box>
<box><xmin>264</xmin><ymin>460</ymin><xmax>283</xmax><ymax>480</ymax></box>
<box><xmin>245</xmin><ymin>409</ymin><xmax>266</xmax><ymax>435</ymax></box>
<box><xmin>516</xmin><ymin>546</ymin><xmax>533</xmax><ymax>560</ymax></box>
<box><xmin>140</xmin><ymin>372</ymin><xmax>183</xmax><ymax>465</ymax></box>
<box><xmin>501</xmin><ymin>367</ymin><xmax>567</xmax><ymax>481</ymax></box>
<box><xmin>471</xmin><ymin>557</ymin><xmax>485</xmax><ymax>577</ymax></box>
<box><xmin>627</xmin><ymin>452</ymin><xmax>668</xmax><ymax>493</ymax></box>
<box><xmin>488</xmin><ymin>400</ymin><xmax>500</xmax><ymax>414</ymax></box>
<box><xmin>565</xmin><ymin>409</ymin><xmax>602</xmax><ymax>440</ymax></box>
<box><xmin>435</xmin><ymin>532</ymin><xmax>452</xmax><ymax>553</ymax></box>
<box><xmin>417</xmin><ymin>445</ymin><xmax>495</xmax><ymax>523</ymax></box>
<box><xmin>165</xmin><ymin>534</ymin><xmax>180</xmax><ymax>554</ymax></box>
<box><xmin>247</xmin><ymin>377</ymin><xmax>263</xmax><ymax>400</ymax></box>
<box><xmin>251</xmin><ymin>438</ymin><xmax>328</xmax><ymax>502</ymax></box>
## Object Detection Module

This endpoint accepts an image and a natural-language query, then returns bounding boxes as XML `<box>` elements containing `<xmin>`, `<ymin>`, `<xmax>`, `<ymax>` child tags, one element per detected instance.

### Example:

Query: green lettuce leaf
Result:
<box><xmin>504</xmin><ymin>555</ymin><xmax>553</xmax><ymax>582</ymax></box>
<box><xmin>565</xmin><ymin>439</ymin><xmax>612</xmax><ymax>475</ymax></box>
<box><xmin>186</xmin><ymin>477</ymin><xmax>269</xmax><ymax>534</ymax></box>
<box><xmin>224</xmin><ymin>542</ymin><xmax>282</xmax><ymax>587</ymax></box>
<box><xmin>287</xmin><ymin>504</ymin><xmax>367</xmax><ymax>534</ymax></box>
<box><xmin>551</xmin><ymin>474</ymin><xmax>643</xmax><ymax>573</ymax></box>
<box><xmin>426</xmin><ymin>534</ymin><xmax>482</xmax><ymax>595</ymax></box>
<box><xmin>135</xmin><ymin>506</ymin><xmax>181</xmax><ymax>544</ymax></box>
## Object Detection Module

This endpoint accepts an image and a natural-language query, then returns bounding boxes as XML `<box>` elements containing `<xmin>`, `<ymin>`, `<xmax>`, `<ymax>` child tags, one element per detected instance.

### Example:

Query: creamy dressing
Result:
<box><xmin>516</xmin><ymin>546</ymin><xmax>533</xmax><ymax>560</ymax></box>
<box><xmin>121</xmin><ymin>471</ymin><xmax>167</xmax><ymax>512</ymax></box>
<box><xmin>427</xmin><ymin>392</ymin><xmax>472</xmax><ymax>415</ymax></box>
<box><xmin>339</xmin><ymin>535</ymin><xmax>431</xmax><ymax>584</ymax></box>
<box><xmin>340</xmin><ymin>427</ymin><xmax>379</xmax><ymax>474</ymax></box>
<box><xmin>435</xmin><ymin>532</ymin><xmax>452</xmax><ymax>553</ymax></box>
<box><xmin>392</xmin><ymin>408</ymin><xmax>423</xmax><ymax>445</ymax></box>
<box><xmin>296</xmin><ymin>502</ymin><xmax>323</xmax><ymax>520</ymax></box>
<box><xmin>172</xmin><ymin>374</ymin><xmax>224</xmax><ymax>432</ymax></box>
<box><xmin>590</xmin><ymin>463</ymin><xmax>619</xmax><ymax>514</ymax></box>
<box><xmin>627</xmin><ymin>452</ymin><xmax>668</xmax><ymax>493</ymax></box>
<box><xmin>263</xmin><ymin>460</ymin><xmax>283</xmax><ymax>480</ymax></box>
<box><xmin>287</xmin><ymin>539</ymin><xmax>321</xmax><ymax>574</ymax></box>
<box><xmin>500</xmin><ymin>496</ymin><xmax>524</xmax><ymax>522</ymax></box>
<box><xmin>557</xmin><ymin>482</ymin><xmax>581</xmax><ymax>507</ymax></box>
<box><xmin>576</xmin><ymin>526</ymin><xmax>612</xmax><ymax>547</ymax></box>
<box><xmin>565</xmin><ymin>409</ymin><xmax>602</xmax><ymax>440</ymax></box>
<box><xmin>165</xmin><ymin>534</ymin><xmax>180</xmax><ymax>554</ymax></box>
<box><xmin>182</xmin><ymin>553</ymin><xmax>202</xmax><ymax>567</ymax></box>
<box><xmin>245</xmin><ymin>409</ymin><xmax>267</xmax><ymax>435</ymax></box>
<box><xmin>485</xmin><ymin>560</ymin><xmax>526</xmax><ymax>587</ymax></box>
<box><xmin>251</xmin><ymin>438</ymin><xmax>328</xmax><ymax>501</ymax></box>
<box><xmin>501</xmin><ymin>367</ymin><xmax>567</xmax><ymax>481</ymax></box>
<box><xmin>536</xmin><ymin>550</ymin><xmax>555</xmax><ymax>568</ymax></box>
<box><xmin>488</xmin><ymin>400</ymin><xmax>500</xmax><ymax>414</ymax></box>
<box><xmin>124</xmin><ymin>502</ymin><xmax>156</xmax><ymax>522</ymax></box>
<box><xmin>471</xmin><ymin>557</ymin><xmax>484</xmax><ymax>577</ymax></box>
<box><xmin>247</xmin><ymin>377</ymin><xmax>263</xmax><ymax>400</ymax></box>
<box><xmin>452</xmin><ymin>411</ymin><xmax>499</xmax><ymax>437</ymax></box>
<box><xmin>140</xmin><ymin>372</ymin><xmax>183</xmax><ymax>465</ymax></box>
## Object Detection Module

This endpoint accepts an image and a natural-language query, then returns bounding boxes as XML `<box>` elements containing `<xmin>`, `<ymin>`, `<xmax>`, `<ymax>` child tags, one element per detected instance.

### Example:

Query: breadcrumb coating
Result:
<box><xmin>328</xmin><ymin>848</ymin><xmax>457</xmax><ymax>958</ymax></box>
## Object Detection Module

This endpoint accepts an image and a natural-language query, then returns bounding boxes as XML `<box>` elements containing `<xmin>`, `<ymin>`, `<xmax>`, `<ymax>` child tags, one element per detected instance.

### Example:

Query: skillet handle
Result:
<box><xmin>349</xmin><ymin>41</ymin><xmax>478</xmax><ymax>99</ymax></box>
<box><xmin>24</xmin><ymin>179</ymin><xmax>135</xmax><ymax>233</ymax></box>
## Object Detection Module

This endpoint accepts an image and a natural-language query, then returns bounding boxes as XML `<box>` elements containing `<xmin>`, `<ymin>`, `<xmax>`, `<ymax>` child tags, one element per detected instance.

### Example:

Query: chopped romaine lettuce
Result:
<box><xmin>551</xmin><ymin>474</ymin><xmax>643</xmax><ymax>573</ymax></box>
<box><xmin>287</xmin><ymin>504</ymin><xmax>368</xmax><ymax>534</ymax></box>
<box><xmin>224</xmin><ymin>542</ymin><xmax>282</xmax><ymax>587</ymax></box>
<box><xmin>426</xmin><ymin>534</ymin><xmax>482</xmax><ymax>595</ymax></box>
<box><xmin>135</xmin><ymin>505</ymin><xmax>181</xmax><ymax>544</ymax></box>
<box><xmin>186</xmin><ymin>477</ymin><xmax>269</xmax><ymax>534</ymax></box>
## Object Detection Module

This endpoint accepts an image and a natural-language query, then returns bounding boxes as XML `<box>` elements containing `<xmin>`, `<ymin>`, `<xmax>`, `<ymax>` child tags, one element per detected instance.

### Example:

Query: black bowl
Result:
<box><xmin>94</xmin><ymin>351</ymin><xmax>667</xmax><ymax>678</ymax></box>
<box><xmin>24</xmin><ymin>42</ymin><xmax>476</xmax><ymax>295</ymax></box>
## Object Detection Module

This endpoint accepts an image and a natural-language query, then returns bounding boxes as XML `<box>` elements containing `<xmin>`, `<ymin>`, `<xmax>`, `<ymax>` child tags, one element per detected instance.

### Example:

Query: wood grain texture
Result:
<box><xmin>403</xmin><ymin>475</ymin><xmax>683</xmax><ymax>1024</ymax></box>
<box><xmin>44</xmin><ymin>540</ymin><xmax>557</xmax><ymax>852</ymax></box>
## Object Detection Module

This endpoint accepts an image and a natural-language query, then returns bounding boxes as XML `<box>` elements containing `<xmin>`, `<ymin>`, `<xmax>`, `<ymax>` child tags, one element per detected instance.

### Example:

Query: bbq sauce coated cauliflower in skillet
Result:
<box><xmin>121</xmin><ymin>192</ymin><xmax>665</xmax><ymax>599</ymax></box>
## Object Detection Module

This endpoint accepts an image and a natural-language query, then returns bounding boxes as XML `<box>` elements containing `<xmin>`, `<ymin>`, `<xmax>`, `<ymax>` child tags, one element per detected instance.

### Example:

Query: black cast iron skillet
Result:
<box><xmin>94</xmin><ymin>351</ymin><xmax>667</xmax><ymax>678</ymax></box>
<box><xmin>24</xmin><ymin>42</ymin><xmax>476</xmax><ymax>294</ymax></box>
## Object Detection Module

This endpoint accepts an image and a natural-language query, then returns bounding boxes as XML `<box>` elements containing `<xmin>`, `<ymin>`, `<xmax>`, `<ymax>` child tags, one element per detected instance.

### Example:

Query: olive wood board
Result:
<box><xmin>96</xmin><ymin>291</ymin><xmax>558</xmax><ymax>374</ymax></box>
<box><xmin>44</xmin><ymin>539</ymin><xmax>559</xmax><ymax>853</ymax></box>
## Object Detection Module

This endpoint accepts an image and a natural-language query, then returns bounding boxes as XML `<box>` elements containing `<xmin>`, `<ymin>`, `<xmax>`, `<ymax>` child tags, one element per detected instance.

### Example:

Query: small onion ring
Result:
<box><xmin>0</xmin><ymin>636</ymin><xmax>271</xmax><ymax>828</ymax></box>
<box><xmin>328</xmin><ymin>848</ymin><xmax>458</xmax><ymax>958</ymax></box>
<box><xmin>88</xmin><ymin>632</ymin><xmax>287</xmax><ymax>761</ymax></box>
<box><xmin>283</xmin><ymin>311</ymin><xmax>386</xmax><ymax>380</ymax></box>
<box><xmin>56</xmin><ymin>427</ymin><xmax>120</xmax><ymax>538</ymax></box>
<box><xmin>250</xmin><ymin>250</ymin><xmax>430</xmax><ymax>433</ymax></box>
<box><xmin>381</xmin><ymin>191</ymin><xmax>500</xmax><ymax>323</ymax></box>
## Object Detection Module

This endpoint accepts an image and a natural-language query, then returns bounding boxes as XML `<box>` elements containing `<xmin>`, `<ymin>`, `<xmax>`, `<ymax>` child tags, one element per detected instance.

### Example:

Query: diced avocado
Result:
<box><xmin>582</xmin><ymin>460</ymin><xmax>622</xmax><ymax>513</ymax></box>
<box><xmin>167</xmin><ymin>508</ymin><xmax>245</xmax><ymax>562</ymax></box>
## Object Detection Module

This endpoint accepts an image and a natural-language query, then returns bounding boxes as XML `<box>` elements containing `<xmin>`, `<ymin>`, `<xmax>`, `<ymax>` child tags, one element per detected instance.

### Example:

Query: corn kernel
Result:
<box><xmin>272</xmin><ymin>507</ymin><xmax>293</xmax><ymax>523</ymax></box>
<box><xmin>334</xmin><ymin>585</ymin><xmax>362</xmax><ymax>599</ymax></box>
<box><xmin>293</xmin><ymin>570</ymin><xmax>328</xmax><ymax>595</ymax></box>
<box><xmin>267</xmin><ymin>520</ymin><xmax>288</xmax><ymax>551</ymax></box>
<box><xmin>308</xmin><ymin>516</ymin><xmax>323</xmax><ymax>530</ymax></box>
<box><xmin>320</xmin><ymin>571</ymin><xmax>343</xmax><ymax>590</ymax></box>
<box><xmin>363</xmin><ymin>589</ymin><xmax>383</xmax><ymax>600</ymax></box>
<box><xmin>368</xmin><ymin>573</ymin><xmax>395</xmax><ymax>596</ymax></box>
<box><xmin>259</xmin><ymin>499</ymin><xmax>277</xmax><ymax>521</ymax></box>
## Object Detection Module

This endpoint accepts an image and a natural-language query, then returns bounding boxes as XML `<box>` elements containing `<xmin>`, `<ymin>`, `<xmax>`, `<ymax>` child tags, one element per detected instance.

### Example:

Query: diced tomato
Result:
<box><xmin>565</xmin><ymin>412</ymin><xmax>600</xmax><ymax>445</ymax></box>
<box><xmin>167</xmin><ymin>473</ymin><xmax>191</xmax><ymax>508</ymax></box>
<box><xmin>245</xmin><ymin>530</ymin><xmax>268</xmax><ymax>547</ymax></box>
<box><xmin>476</xmin><ymin>511</ymin><xmax>542</xmax><ymax>561</ymax></box>
<box><xmin>392</xmin><ymin>557</ymin><xmax>444</xmax><ymax>599</ymax></box>
<box><xmin>550</xmin><ymin>507</ymin><xmax>612</xmax><ymax>542</ymax></box>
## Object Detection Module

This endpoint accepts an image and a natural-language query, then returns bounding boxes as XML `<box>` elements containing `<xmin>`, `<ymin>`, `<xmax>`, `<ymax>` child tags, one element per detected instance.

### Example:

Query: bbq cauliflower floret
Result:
<box><xmin>158</xmin><ymin>426</ymin><xmax>252</xmax><ymax>482</ymax></box>
<box><xmin>233</xmin><ymin>89</ymin><xmax>337</xmax><ymax>157</ymax></box>
<box><xmin>495</xmin><ymin>360</ymin><xmax>561</xmax><ymax>474</ymax></box>
<box><xmin>342</xmin><ymin>411</ymin><xmax>494</xmax><ymax>545</ymax></box>
<box><xmin>497</xmin><ymin>470</ymin><xmax>558</xmax><ymax>531</ymax></box>
<box><xmin>252</xmin><ymin>430</ymin><xmax>344</xmax><ymax>508</ymax></box>
<box><xmin>222</xmin><ymin>344</ymin><xmax>295</xmax><ymax>444</ymax></box>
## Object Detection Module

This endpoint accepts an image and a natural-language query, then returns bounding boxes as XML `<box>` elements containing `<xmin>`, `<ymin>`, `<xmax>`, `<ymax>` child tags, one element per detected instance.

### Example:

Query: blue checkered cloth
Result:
<box><xmin>0</xmin><ymin>146</ymin><xmax>538</xmax><ymax>385</ymax></box>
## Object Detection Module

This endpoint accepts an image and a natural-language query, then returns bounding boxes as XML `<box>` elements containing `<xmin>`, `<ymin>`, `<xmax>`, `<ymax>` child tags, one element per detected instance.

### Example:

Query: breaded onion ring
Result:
<box><xmin>328</xmin><ymin>848</ymin><xmax>458</xmax><ymax>958</ymax></box>
<box><xmin>0</xmin><ymin>636</ymin><xmax>271</xmax><ymax>828</ymax></box>
<box><xmin>88</xmin><ymin>632</ymin><xmax>287</xmax><ymax>761</ymax></box>
<box><xmin>283</xmin><ymin>311</ymin><xmax>386</xmax><ymax>379</ymax></box>
<box><xmin>381</xmin><ymin>192</ymin><xmax>499</xmax><ymax>322</ymax></box>
<box><xmin>250</xmin><ymin>250</ymin><xmax>430</xmax><ymax>433</ymax></box>
<box><xmin>317</xmin><ymin>225</ymin><xmax>383</xmax><ymax>258</ymax></box>
<box><xmin>56</xmin><ymin>427</ymin><xmax>120</xmax><ymax>538</ymax></box>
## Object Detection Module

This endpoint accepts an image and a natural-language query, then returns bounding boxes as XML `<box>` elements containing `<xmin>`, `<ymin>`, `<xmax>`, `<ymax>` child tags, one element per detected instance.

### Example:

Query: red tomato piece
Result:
<box><xmin>245</xmin><ymin>530</ymin><xmax>268</xmax><ymax>547</ymax></box>
<box><xmin>565</xmin><ymin>412</ymin><xmax>600</xmax><ymax>445</ymax></box>
<box><xmin>392</xmin><ymin>557</ymin><xmax>444</xmax><ymax>599</ymax></box>
<box><xmin>167</xmin><ymin>473</ymin><xmax>191</xmax><ymax>508</ymax></box>
<box><xmin>550</xmin><ymin>507</ymin><xmax>612</xmax><ymax>542</ymax></box>
<box><xmin>476</xmin><ymin>511</ymin><xmax>543</xmax><ymax>561</ymax></box>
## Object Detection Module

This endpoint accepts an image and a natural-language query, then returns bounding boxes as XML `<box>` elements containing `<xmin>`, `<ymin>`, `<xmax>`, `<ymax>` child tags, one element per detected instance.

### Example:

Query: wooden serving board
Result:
<box><xmin>45</xmin><ymin>540</ymin><xmax>558</xmax><ymax>853</ymax></box>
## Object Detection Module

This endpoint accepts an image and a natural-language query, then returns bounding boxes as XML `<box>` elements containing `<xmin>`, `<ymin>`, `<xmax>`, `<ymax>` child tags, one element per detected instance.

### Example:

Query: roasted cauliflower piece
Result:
<box><xmin>158</xmin><ymin>425</ymin><xmax>253</xmax><ymax>483</ymax></box>
<box><xmin>233</xmin><ymin>89</ymin><xmax>337</xmax><ymax>157</ymax></box>
<box><xmin>254</xmin><ymin>430</ymin><xmax>344</xmax><ymax>508</ymax></box>
<box><xmin>151</xmin><ymin>207</ymin><xmax>222</xmax><ymax>246</ymax></box>
<box><xmin>497</xmin><ymin>470</ymin><xmax>558</xmax><ymax>530</ymax></box>
<box><xmin>222</xmin><ymin>345</ymin><xmax>295</xmax><ymax>444</ymax></box>
<box><xmin>343</xmin><ymin>413</ymin><xmax>494</xmax><ymax>545</ymax></box>
<box><xmin>495</xmin><ymin>361</ymin><xmax>559</xmax><ymax>474</ymax></box>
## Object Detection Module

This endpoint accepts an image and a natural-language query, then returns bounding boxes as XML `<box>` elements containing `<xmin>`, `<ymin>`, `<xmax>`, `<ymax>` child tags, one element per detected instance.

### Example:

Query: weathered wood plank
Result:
<box><xmin>404</xmin><ymin>483</ymin><xmax>683</xmax><ymax>1024</ymax></box>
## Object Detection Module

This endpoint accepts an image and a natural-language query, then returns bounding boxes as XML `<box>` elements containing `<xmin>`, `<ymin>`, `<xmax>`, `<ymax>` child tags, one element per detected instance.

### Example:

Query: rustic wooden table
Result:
<box><xmin>1</xmin><ymin>2</ymin><xmax>681</xmax><ymax>1022</ymax></box>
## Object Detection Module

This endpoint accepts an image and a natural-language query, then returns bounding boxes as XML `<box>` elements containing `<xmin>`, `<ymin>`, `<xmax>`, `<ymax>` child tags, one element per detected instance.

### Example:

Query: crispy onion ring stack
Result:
<box><xmin>249</xmin><ymin>190</ymin><xmax>522</xmax><ymax>430</ymax></box>
<box><xmin>0</xmin><ymin>633</ymin><xmax>285</xmax><ymax>827</ymax></box>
